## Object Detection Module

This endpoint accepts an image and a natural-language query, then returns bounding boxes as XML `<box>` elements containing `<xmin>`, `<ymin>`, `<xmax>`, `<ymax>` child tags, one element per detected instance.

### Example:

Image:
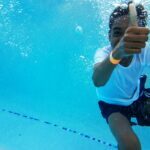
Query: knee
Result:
<box><xmin>118</xmin><ymin>136</ymin><xmax>141</xmax><ymax>150</ymax></box>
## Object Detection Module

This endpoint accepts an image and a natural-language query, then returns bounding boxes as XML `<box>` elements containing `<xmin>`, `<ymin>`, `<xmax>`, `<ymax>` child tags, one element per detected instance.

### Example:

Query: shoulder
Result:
<box><xmin>140</xmin><ymin>44</ymin><xmax>150</xmax><ymax>57</ymax></box>
<box><xmin>96</xmin><ymin>45</ymin><xmax>111</xmax><ymax>53</ymax></box>
<box><xmin>138</xmin><ymin>43</ymin><xmax>150</xmax><ymax>66</ymax></box>
<box><xmin>94</xmin><ymin>45</ymin><xmax>111</xmax><ymax>56</ymax></box>
<box><xmin>144</xmin><ymin>44</ymin><xmax>150</xmax><ymax>52</ymax></box>
<box><xmin>93</xmin><ymin>45</ymin><xmax>112</xmax><ymax>65</ymax></box>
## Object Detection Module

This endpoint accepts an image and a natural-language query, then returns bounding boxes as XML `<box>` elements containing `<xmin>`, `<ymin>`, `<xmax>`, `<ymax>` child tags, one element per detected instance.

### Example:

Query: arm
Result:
<box><xmin>92</xmin><ymin>27</ymin><xmax>149</xmax><ymax>87</ymax></box>
<box><xmin>92</xmin><ymin>48</ymin><xmax>123</xmax><ymax>87</ymax></box>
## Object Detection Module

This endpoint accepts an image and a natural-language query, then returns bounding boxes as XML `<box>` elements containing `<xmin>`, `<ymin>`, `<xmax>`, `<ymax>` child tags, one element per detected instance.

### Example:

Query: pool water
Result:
<box><xmin>0</xmin><ymin>0</ymin><xmax>150</xmax><ymax>150</ymax></box>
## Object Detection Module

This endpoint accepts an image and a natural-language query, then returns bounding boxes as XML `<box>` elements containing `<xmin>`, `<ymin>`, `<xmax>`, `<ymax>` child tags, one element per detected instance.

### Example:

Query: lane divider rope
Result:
<box><xmin>1</xmin><ymin>108</ymin><xmax>117</xmax><ymax>149</ymax></box>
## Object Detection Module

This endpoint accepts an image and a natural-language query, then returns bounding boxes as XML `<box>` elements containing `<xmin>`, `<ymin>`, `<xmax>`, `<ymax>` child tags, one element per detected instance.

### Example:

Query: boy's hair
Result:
<box><xmin>109</xmin><ymin>3</ymin><xmax>148</xmax><ymax>31</ymax></box>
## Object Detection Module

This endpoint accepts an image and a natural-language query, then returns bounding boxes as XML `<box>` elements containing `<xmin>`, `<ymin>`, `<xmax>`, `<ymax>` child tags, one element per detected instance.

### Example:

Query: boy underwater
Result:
<box><xmin>92</xmin><ymin>2</ymin><xmax>150</xmax><ymax>150</ymax></box>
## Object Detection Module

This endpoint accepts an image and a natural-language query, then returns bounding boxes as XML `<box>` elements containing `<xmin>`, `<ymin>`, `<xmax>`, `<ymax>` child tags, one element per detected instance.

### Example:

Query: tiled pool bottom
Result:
<box><xmin>0</xmin><ymin>107</ymin><xmax>117</xmax><ymax>150</ymax></box>
<box><xmin>0</xmin><ymin>93</ymin><xmax>150</xmax><ymax>150</ymax></box>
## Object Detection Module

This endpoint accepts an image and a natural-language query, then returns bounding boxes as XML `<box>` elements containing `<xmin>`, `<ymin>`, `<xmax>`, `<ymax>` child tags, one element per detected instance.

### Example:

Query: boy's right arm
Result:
<box><xmin>92</xmin><ymin>48</ymin><xmax>122</xmax><ymax>87</ymax></box>
<box><xmin>92</xmin><ymin>27</ymin><xmax>149</xmax><ymax>87</ymax></box>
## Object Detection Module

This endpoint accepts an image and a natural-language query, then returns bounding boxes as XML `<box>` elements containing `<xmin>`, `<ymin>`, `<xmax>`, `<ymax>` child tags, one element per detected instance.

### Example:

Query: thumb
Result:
<box><xmin>129</xmin><ymin>2</ymin><xmax>138</xmax><ymax>27</ymax></box>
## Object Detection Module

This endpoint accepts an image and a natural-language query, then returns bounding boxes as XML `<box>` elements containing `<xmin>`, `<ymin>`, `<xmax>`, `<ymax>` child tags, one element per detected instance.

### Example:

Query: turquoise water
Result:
<box><xmin>0</xmin><ymin>0</ymin><xmax>150</xmax><ymax>149</ymax></box>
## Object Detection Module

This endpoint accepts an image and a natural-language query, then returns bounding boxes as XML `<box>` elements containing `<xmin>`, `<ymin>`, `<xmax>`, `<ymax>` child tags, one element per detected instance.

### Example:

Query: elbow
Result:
<box><xmin>92</xmin><ymin>75</ymin><xmax>105</xmax><ymax>87</ymax></box>
<box><xmin>93</xmin><ymin>81</ymin><xmax>105</xmax><ymax>87</ymax></box>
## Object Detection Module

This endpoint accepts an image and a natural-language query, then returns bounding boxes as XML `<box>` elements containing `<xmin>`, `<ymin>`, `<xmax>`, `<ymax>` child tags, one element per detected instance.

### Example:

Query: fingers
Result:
<box><xmin>124</xmin><ymin>27</ymin><xmax>149</xmax><ymax>43</ymax></box>
<box><xmin>126</xmin><ymin>26</ymin><xmax>150</xmax><ymax>35</ymax></box>
<box><xmin>124</xmin><ymin>34</ymin><xmax>148</xmax><ymax>42</ymax></box>
<box><xmin>125</xmin><ymin>48</ymin><xmax>141</xmax><ymax>55</ymax></box>
<box><xmin>117</xmin><ymin>26</ymin><xmax>149</xmax><ymax>56</ymax></box>
<box><xmin>124</xmin><ymin>42</ymin><xmax>146</xmax><ymax>49</ymax></box>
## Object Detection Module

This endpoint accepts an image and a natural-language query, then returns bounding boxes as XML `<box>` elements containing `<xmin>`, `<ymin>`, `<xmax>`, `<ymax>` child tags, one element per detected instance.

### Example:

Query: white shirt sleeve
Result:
<box><xmin>93</xmin><ymin>45</ymin><xmax>111</xmax><ymax>65</ymax></box>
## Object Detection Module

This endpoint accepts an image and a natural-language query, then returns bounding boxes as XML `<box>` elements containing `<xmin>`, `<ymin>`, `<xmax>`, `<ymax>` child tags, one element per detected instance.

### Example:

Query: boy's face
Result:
<box><xmin>109</xmin><ymin>15</ymin><xmax>129</xmax><ymax>48</ymax></box>
<box><xmin>109</xmin><ymin>14</ymin><xmax>146</xmax><ymax>48</ymax></box>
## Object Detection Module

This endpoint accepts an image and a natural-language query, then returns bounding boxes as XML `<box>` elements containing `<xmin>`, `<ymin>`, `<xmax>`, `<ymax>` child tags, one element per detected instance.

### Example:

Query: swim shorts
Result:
<box><xmin>98</xmin><ymin>75</ymin><xmax>150</xmax><ymax>126</ymax></box>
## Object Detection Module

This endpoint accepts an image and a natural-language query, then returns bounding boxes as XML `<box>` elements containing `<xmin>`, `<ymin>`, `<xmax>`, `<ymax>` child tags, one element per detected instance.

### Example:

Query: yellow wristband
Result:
<box><xmin>109</xmin><ymin>51</ymin><xmax>121</xmax><ymax>64</ymax></box>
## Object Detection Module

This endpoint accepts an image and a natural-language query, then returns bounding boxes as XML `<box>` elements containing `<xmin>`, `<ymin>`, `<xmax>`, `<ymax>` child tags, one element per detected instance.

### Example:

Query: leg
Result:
<box><xmin>108</xmin><ymin>112</ymin><xmax>141</xmax><ymax>150</ymax></box>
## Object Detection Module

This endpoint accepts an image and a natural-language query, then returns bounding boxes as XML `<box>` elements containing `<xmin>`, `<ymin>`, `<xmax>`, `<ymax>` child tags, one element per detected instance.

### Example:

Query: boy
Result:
<box><xmin>92</xmin><ymin>3</ymin><xmax>150</xmax><ymax>150</ymax></box>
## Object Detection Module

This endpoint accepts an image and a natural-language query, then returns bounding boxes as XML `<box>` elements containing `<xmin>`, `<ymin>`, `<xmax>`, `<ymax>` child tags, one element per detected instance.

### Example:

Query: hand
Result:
<box><xmin>115</xmin><ymin>26</ymin><xmax>150</xmax><ymax>58</ymax></box>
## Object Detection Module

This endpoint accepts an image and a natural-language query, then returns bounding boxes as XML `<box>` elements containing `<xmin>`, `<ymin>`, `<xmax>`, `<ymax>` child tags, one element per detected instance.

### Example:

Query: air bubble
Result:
<box><xmin>75</xmin><ymin>25</ymin><xmax>83</xmax><ymax>33</ymax></box>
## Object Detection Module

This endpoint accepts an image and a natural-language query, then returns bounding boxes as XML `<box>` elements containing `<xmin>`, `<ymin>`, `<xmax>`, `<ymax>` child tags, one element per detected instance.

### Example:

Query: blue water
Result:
<box><xmin>0</xmin><ymin>0</ymin><xmax>150</xmax><ymax>150</ymax></box>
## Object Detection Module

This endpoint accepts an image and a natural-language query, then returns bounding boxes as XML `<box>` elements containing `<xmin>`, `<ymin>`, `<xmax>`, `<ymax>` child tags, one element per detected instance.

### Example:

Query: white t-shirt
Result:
<box><xmin>94</xmin><ymin>45</ymin><xmax>150</xmax><ymax>106</ymax></box>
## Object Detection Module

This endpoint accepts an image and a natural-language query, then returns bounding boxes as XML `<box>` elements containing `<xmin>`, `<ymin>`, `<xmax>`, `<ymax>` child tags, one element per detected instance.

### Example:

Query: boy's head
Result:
<box><xmin>109</xmin><ymin>3</ymin><xmax>148</xmax><ymax>48</ymax></box>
